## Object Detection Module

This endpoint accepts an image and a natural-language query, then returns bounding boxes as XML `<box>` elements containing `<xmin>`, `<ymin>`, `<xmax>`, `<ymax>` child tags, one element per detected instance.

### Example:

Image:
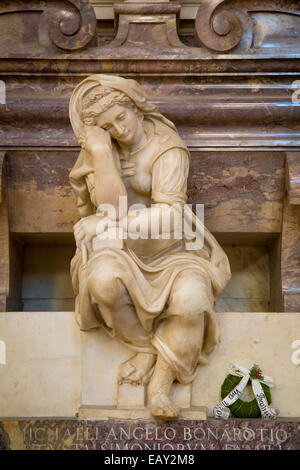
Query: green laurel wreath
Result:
<box><xmin>220</xmin><ymin>364</ymin><xmax>272</xmax><ymax>418</ymax></box>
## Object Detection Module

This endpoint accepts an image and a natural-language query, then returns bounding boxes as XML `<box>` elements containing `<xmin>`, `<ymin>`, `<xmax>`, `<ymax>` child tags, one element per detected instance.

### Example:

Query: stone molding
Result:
<box><xmin>0</xmin><ymin>1</ymin><xmax>300</xmax><ymax>57</ymax></box>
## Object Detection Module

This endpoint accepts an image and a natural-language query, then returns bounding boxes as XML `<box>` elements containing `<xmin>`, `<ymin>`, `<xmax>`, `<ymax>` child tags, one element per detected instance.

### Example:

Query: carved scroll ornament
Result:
<box><xmin>195</xmin><ymin>0</ymin><xmax>300</xmax><ymax>52</ymax></box>
<box><xmin>0</xmin><ymin>0</ymin><xmax>97</xmax><ymax>51</ymax></box>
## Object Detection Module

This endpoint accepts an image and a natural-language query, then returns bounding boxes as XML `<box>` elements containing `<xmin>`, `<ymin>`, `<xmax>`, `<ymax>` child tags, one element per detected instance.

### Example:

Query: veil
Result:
<box><xmin>69</xmin><ymin>74</ymin><xmax>181</xmax><ymax>218</ymax></box>
<box><xmin>69</xmin><ymin>74</ymin><xmax>178</xmax><ymax>142</ymax></box>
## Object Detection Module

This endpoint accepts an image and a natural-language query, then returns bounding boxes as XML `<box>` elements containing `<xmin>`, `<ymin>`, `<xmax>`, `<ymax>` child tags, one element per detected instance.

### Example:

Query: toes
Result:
<box><xmin>124</xmin><ymin>363</ymin><xmax>136</xmax><ymax>376</ymax></box>
<box><xmin>150</xmin><ymin>395</ymin><xmax>179</xmax><ymax>419</ymax></box>
<box><xmin>129</xmin><ymin>369</ymin><xmax>144</xmax><ymax>382</ymax></box>
<box><xmin>118</xmin><ymin>363</ymin><xmax>136</xmax><ymax>384</ymax></box>
<box><xmin>154</xmin><ymin>408</ymin><xmax>165</xmax><ymax>417</ymax></box>
<box><xmin>119</xmin><ymin>363</ymin><xmax>135</xmax><ymax>378</ymax></box>
<box><xmin>168</xmin><ymin>407</ymin><xmax>179</xmax><ymax>418</ymax></box>
<box><xmin>123</xmin><ymin>368</ymin><xmax>153</xmax><ymax>386</ymax></box>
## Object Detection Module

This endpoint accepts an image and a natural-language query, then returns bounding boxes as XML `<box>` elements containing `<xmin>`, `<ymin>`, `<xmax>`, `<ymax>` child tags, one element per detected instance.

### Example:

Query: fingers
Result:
<box><xmin>74</xmin><ymin>216</ymin><xmax>90</xmax><ymax>237</ymax></box>
<box><xmin>84</xmin><ymin>125</ymin><xmax>112</xmax><ymax>143</ymax></box>
<box><xmin>74</xmin><ymin>216</ymin><xmax>118</xmax><ymax>250</ymax></box>
<box><xmin>75</xmin><ymin>231</ymin><xmax>94</xmax><ymax>252</ymax></box>
<box><xmin>85</xmin><ymin>238</ymin><xmax>93</xmax><ymax>255</ymax></box>
<box><xmin>78</xmin><ymin>135</ymin><xmax>86</xmax><ymax>149</ymax></box>
<box><xmin>74</xmin><ymin>224</ymin><xmax>84</xmax><ymax>237</ymax></box>
<box><xmin>74</xmin><ymin>218</ymin><xmax>88</xmax><ymax>248</ymax></box>
<box><xmin>74</xmin><ymin>224</ymin><xmax>85</xmax><ymax>241</ymax></box>
<box><xmin>95</xmin><ymin>217</ymin><xmax>117</xmax><ymax>235</ymax></box>
<box><xmin>74</xmin><ymin>231</ymin><xmax>85</xmax><ymax>249</ymax></box>
<box><xmin>81</xmin><ymin>242</ymin><xmax>88</xmax><ymax>266</ymax></box>
<box><xmin>95</xmin><ymin>218</ymin><xmax>109</xmax><ymax>235</ymax></box>
<box><xmin>74</xmin><ymin>218</ymin><xmax>84</xmax><ymax>230</ymax></box>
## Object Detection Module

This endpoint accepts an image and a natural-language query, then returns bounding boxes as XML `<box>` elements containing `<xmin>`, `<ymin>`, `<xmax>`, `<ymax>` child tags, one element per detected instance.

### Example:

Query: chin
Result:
<box><xmin>118</xmin><ymin>134</ymin><xmax>134</xmax><ymax>145</ymax></box>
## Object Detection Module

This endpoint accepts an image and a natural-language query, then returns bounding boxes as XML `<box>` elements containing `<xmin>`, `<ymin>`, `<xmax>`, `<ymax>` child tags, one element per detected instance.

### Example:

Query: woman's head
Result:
<box><xmin>81</xmin><ymin>86</ymin><xmax>144</xmax><ymax>145</ymax></box>
<box><xmin>70</xmin><ymin>74</ymin><xmax>178</xmax><ymax>146</ymax></box>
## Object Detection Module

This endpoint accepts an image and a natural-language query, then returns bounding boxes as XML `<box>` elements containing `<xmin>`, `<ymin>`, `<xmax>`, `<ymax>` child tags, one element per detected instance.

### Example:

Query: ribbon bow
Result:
<box><xmin>214</xmin><ymin>363</ymin><xmax>279</xmax><ymax>420</ymax></box>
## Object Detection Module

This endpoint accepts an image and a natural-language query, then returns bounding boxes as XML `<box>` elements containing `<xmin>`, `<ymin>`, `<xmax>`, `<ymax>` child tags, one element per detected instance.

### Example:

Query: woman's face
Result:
<box><xmin>95</xmin><ymin>104</ymin><xmax>143</xmax><ymax>146</ymax></box>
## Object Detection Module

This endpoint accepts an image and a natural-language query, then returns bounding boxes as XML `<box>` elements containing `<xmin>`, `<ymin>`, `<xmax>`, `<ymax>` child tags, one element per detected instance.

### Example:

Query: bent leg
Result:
<box><xmin>87</xmin><ymin>256</ymin><xmax>150</xmax><ymax>343</ymax></box>
<box><xmin>87</xmin><ymin>255</ymin><xmax>156</xmax><ymax>384</ymax></box>
<box><xmin>148</xmin><ymin>269</ymin><xmax>213</xmax><ymax>418</ymax></box>
<box><xmin>148</xmin><ymin>355</ymin><xmax>178</xmax><ymax>419</ymax></box>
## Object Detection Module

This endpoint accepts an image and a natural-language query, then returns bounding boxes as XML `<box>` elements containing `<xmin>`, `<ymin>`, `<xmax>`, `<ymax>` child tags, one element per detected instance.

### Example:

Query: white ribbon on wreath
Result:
<box><xmin>214</xmin><ymin>363</ymin><xmax>279</xmax><ymax>420</ymax></box>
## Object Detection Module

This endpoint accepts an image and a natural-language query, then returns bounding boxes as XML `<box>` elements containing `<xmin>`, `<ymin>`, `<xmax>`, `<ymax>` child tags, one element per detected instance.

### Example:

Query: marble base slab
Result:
<box><xmin>78</xmin><ymin>406</ymin><xmax>207</xmax><ymax>421</ymax></box>
<box><xmin>81</xmin><ymin>312</ymin><xmax>300</xmax><ymax>419</ymax></box>
<box><xmin>0</xmin><ymin>312</ymin><xmax>81</xmax><ymax>418</ymax></box>
<box><xmin>0</xmin><ymin>419</ymin><xmax>299</xmax><ymax>450</ymax></box>
<box><xmin>1</xmin><ymin>312</ymin><xmax>300</xmax><ymax>419</ymax></box>
<box><xmin>117</xmin><ymin>383</ymin><xmax>146</xmax><ymax>409</ymax></box>
<box><xmin>192</xmin><ymin>312</ymin><xmax>300</xmax><ymax>418</ymax></box>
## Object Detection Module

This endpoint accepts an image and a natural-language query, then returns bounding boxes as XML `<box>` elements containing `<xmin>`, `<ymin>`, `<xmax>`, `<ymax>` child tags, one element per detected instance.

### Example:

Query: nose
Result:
<box><xmin>113</xmin><ymin>123</ymin><xmax>124</xmax><ymax>136</ymax></box>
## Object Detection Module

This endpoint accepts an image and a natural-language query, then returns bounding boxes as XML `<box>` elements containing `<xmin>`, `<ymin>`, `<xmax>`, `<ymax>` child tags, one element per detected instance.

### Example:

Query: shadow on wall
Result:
<box><xmin>20</xmin><ymin>243</ymin><xmax>271</xmax><ymax>313</ymax></box>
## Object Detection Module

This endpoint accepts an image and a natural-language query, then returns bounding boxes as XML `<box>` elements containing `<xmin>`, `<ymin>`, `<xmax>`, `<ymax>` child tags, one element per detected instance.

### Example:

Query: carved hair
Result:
<box><xmin>70</xmin><ymin>75</ymin><xmax>178</xmax><ymax>141</ymax></box>
<box><xmin>81</xmin><ymin>86</ymin><xmax>140</xmax><ymax>126</ymax></box>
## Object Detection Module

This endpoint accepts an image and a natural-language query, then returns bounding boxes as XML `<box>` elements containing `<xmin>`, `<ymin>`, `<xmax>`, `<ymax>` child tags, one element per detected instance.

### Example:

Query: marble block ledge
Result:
<box><xmin>1</xmin><ymin>312</ymin><xmax>300</xmax><ymax>419</ymax></box>
<box><xmin>0</xmin><ymin>419</ymin><xmax>299</xmax><ymax>450</ymax></box>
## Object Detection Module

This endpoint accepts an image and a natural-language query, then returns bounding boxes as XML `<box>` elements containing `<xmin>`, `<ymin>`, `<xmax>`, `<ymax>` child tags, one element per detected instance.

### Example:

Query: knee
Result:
<box><xmin>87</xmin><ymin>259</ymin><xmax>124</xmax><ymax>306</ymax></box>
<box><xmin>168</xmin><ymin>272</ymin><xmax>212</xmax><ymax>316</ymax></box>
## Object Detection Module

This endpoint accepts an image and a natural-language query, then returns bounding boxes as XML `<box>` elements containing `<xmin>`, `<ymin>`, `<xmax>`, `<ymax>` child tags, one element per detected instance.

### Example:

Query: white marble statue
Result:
<box><xmin>69</xmin><ymin>74</ymin><xmax>231</xmax><ymax>419</ymax></box>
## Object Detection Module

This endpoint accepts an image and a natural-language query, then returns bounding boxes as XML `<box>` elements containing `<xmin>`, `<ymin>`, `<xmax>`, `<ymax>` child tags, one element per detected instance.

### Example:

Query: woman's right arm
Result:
<box><xmin>74</xmin><ymin>126</ymin><xmax>128</xmax><ymax>253</ymax></box>
<box><xmin>83</xmin><ymin>125</ymin><xmax>127</xmax><ymax>217</ymax></box>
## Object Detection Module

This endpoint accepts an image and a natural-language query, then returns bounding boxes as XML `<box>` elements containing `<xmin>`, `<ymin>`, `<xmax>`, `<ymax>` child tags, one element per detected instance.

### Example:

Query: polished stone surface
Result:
<box><xmin>0</xmin><ymin>419</ymin><xmax>299</xmax><ymax>450</ymax></box>
<box><xmin>1</xmin><ymin>312</ymin><xmax>300</xmax><ymax>418</ymax></box>
<box><xmin>193</xmin><ymin>312</ymin><xmax>300</xmax><ymax>418</ymax></box>
<box><xmin>0</xmin><ymin>312</ymin><xmax>81</xmax><ymax>418</ymax></box>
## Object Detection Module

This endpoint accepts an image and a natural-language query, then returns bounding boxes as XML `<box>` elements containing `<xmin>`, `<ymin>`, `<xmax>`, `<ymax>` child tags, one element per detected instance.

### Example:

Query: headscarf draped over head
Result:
<box><xmin>69</xmin><ymin>74</ymin><xmax>177</xmax><ymax>141</ymax></box>
<box><xmin>69</xmin><ymin>74</ymin><xmax>181</xmax><ymax>218</ymax></box>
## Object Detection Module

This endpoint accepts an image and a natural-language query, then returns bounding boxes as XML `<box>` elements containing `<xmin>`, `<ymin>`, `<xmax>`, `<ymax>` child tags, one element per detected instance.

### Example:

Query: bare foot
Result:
<box><xmin>149</xmin><ymin>392</ymin><xmax>179</xmax><ymax>419</ymax></box>
<box><xmin>118</xmin><ymin>353</ymin><xmax>156</xmax><ymax>385</ymax></box>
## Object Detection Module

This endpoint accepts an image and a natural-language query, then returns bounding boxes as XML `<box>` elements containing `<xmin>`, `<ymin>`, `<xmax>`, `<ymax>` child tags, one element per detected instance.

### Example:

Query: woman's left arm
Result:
<box><xmin>151</xmin><ymin>148</ymin><xmax>189</xmax><ymax>206</ymax></box>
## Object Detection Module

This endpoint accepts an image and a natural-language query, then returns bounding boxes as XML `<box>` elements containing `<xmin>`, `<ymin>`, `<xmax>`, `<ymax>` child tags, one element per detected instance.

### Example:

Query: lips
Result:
<box><xmin>117</xmin><ymin>129</ymin><xmax>129</xmax><ymax>140</ymax></box>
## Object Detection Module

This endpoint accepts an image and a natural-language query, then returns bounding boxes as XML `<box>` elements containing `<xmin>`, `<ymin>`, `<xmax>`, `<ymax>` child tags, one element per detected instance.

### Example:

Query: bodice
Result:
<box><xmin>120</xmin><ymin>120</ymin><xmax>155</xmax><ymax>207</ymax></box>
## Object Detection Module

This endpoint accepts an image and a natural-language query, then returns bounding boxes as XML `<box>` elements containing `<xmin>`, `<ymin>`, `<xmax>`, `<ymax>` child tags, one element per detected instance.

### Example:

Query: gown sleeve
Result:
<box><xmin>151</xmin><ymin>148</ymin><xmax>189</xmax><ymax>206</ymax></box>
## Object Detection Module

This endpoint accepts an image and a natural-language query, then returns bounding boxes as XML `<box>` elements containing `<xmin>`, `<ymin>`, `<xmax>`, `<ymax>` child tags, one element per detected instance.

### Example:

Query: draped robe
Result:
<box><xmin>69</xmin><ymin>117</ymin><xmax>231</xmax><ymax>383</ymax></box>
